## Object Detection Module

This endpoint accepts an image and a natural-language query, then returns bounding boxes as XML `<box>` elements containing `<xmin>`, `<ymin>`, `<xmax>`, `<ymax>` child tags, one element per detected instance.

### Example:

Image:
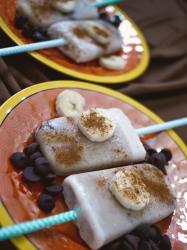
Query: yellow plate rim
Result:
<box><xmin>0</xmin><ymin>80</ymin><xmax>186</xmax><ymax>250</ymax></box>
<box><xmin>0</xmin><ymin>6</ymin><xmax>150</xmax><ymax>84</ymax></box>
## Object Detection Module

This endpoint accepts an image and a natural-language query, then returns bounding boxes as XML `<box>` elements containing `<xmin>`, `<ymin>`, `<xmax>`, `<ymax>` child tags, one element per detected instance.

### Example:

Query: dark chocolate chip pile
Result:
<box><xmin>14</xmin><ymin>12</ymin><xmax>48</xmax><ymax>42</ymax></box>
<box><xmin>101</xmin><ymin>224</ymin><xmax>172</xmax><ymax>250</ymax></box>
<box><xmin>143</xmin><ymin>143</ymin><xmax>172</xmax><ymax>174</ymax></box>
<box><xmin>11</xmin><ymin>142</ymin><xmax>63</xmax><ymax>213</ymax></box>
<box><xmin>99</xmin><ymin>12</ymin><xmax>122</xmax><ymax>27</ymax></box>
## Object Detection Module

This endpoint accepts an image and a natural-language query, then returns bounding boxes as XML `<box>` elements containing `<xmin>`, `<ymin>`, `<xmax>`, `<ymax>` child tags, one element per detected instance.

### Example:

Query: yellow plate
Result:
<box><xmin>0</xmin><ymin>3</ymin><xmax>150</xmax><ymax>84</ymax></box>
<box><xmin>0</xmin><ymin>81</ymin><xmax>186</xmax><ymax>250</ymax></box>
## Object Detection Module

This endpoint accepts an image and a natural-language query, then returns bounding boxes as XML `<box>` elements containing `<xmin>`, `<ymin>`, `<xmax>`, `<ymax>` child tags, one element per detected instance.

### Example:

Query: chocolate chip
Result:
<box><xmin>44</xmin><ymin>173</ymin><xmax>56</xmax><ymax>184</ymax></box>
<box><xmin>143</xmin><ymin>143</ymin><xmax>151</xmax><ymax>151</ymax></box>
<box><xmin>111</xmin><ymin>15</ymin><xmax>122</xmax><ymax>27</ymax></box>
<box><xmin>149</xmin><ymin>239</ymin><xmax>160</xmax><ymax>250</ymax></box>
<box><xmin>133</xmin><ymin>223</ymin><xmax>151</xmax><ymax>239</ymax></box>
<box><xmin>100</xmin><ymin>241</ymin><xmax>121</xmax><ymax>250</ymax></box>
<box><xmin>149</xmin><ymin>152</ymin><xmax>167</xmax><ymax>173</ymax></box>
<box><xmin>24</xmin><ymin>143</ymin><xmax>39</xmax><ymax>156</ymax></box>
<box><xmin>14</xmin><ymin>12</ymin><xmax>28</xmax><ymax>29</ymax></box>
<box><xmin>34</xmin><ymin>157</ymin><xmax>51</xmax><ymax>177</ymax></box>
<box><xmin>120</xmin><ymin>240</ymin><xmax>134</xmax><ymax>250</ymax></box>
<box><xmin>159</xmin><ymin>235</ymin><xmax>172</xmax><ymax>250</ymax></box>
<box><xmin>99</xmin><ymin>12</ymin><xmax>111</xmax><ymax>22</ymax></box>
<box><xmin>123</xmin><ymin>234</ymin><xmax>140</xmax><ymax>250</ymax></box>
<box><xmin>38</xmin><ymin>193</ymin><xmax>55</xmax><ymax>213</ymax></box>
<box><xmin>150</xmin><ymin>225</ymin><xmax>162</xmax><ymax>242</ymax></box>
<box><xmin>139</xmin><ymin>240</ymin><xmax>152</xmax><ymax>250</ymax></box>
<box><xmin>22</xmin><ymin>23</ymin><xmax>34</xmax><ymax>39</ymax></box>
<box><xmin>11</xmin><ymin>152</ymin><xmax>28</xmax><ymax>170</ymax></box>
<box><xmin>30</xmin><ymin>151</ymin><xmax>42</xmax><ymax>162</ymax></box>
<box><xmin>23</xmin><ymin>167</ymin><xmax>41</xmax><ymax>183</ymax></box>
<box><xmin>147</xmin><ymin>148</ymin><xmax>157</xmax><ymax>157</ymax></box>
<box><xmin>160</xmin><ymin>149</ymin><xmax>172</xmax><ymax>162</ymax></box>
<box><xmin>32</xmin><ymin>30</ymin><xmax>47</xmax><ymax>42</ymax></box>
<box><xmin>45</xmin><ymin>184</ymin><xmax>63</xmax><ymax>196</ymax></box>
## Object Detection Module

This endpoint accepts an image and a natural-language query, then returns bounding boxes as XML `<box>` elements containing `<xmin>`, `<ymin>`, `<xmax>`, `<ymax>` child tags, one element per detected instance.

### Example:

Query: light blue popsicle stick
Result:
<box><xmin>136</xmin><ymin>117</ymin><xmax>187</xmax><ymax>136</ymax></box>
<box><xmin>0</xmin><ymin>210</ymin><xmax>78</xmax><ymax>241</ymax></box>
<box><xmin>94</xmin><ymin>0</ymin><xmax>123</xmax><ymax>8</ymax></box>
<box><xmin>0</xmin><ymin>38</ymin><xmax>65</xmax><ymax>56</ymax></box>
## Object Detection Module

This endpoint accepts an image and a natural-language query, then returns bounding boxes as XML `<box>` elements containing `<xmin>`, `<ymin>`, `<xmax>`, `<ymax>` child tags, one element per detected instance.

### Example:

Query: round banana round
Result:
<box><xmin>78</xmin><ymin>108</ymin><xmax>116</xmax><ymax>142</ymax></box>
<box><xmin>56</xmin><ymin>90</ymin><xmax>85</xmax><ymax>117</ymax></box>
<box><xmin>85</xmin><ymin>22</ymin><xmax>111</xmax><ymax>45</ymax></box>
<box><xmin>51</xmin><ymin>0</ymin><xmax>76</xmax><ymax>13</ymax></box>
<box><xmin>99</xmin><ymin>56</ymin><xmax>126</xmax><ymax>71</ymax></box>
<box><xmin>110</xmin><ymin>169</ymin><xmax>150</xmax><ymax>211</ymax></box>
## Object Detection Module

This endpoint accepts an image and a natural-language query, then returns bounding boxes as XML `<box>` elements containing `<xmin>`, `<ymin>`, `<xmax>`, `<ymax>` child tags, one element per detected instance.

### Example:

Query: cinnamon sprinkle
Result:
<box><xmin>40</xmin><ymin>127</ymin><xmax>83</xmax><ymax>165</ymax></box>
<box><xmin>80</xmin><ymin>110</ymin><xmax>112</xmax><ymax>136</ymax></box>
<box><xmin>114</xmin><ymin>165</ymin><xmax>174</xmax><ymax>205</ymax></box>
<box><xmin>138</xmin><ymin>165</ymin><xmax>173</xmax><ymax>204</ymax></box>
<box><xmin>72</xmin><ymin>27</ymin><xmax>87</xmax><ymax>38</ymax></box>
<box><xmin>96</xmin><ymin>177</ymin><xmax>108</xmax><ymax>187</ymax></box>
<box><xmin>93</xmin><ymin>26</ymin><xmax>110</xmax><ymax>38</ymax></box>
<box><xmin>118</xmin><ymin>170</ymin><xmax>148</xmax><ymax>204</ymax></box>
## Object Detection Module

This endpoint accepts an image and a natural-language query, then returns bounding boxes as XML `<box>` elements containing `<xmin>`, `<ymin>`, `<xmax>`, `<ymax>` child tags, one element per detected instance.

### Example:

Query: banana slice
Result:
<box><xmin>84</xmin><ymin>22</ymin><xmax>111</xmax><ymax>45</ymax></box>
<box><xmin>99</xmin><ymin>56</ymin><xmax>126</xmax><ymax>71</ymax></box>
<box><xmin>110</xmin><ymin>169</ymin><xmax>150</xmax><ymax>211</ymax></box>
<box><xmin>78</xmin><ymin>108</ymin><xmax>116</xmax><ymax>142</ymax></box>
<box><xmin>51</xmin><ymin>0</ymin><xmax>76</xmax><ymax>13</ymax></box>
<box><xmin>56</xmin><ymin>90</ymin><xmax>85</xmax><ymax>117</ymax></box>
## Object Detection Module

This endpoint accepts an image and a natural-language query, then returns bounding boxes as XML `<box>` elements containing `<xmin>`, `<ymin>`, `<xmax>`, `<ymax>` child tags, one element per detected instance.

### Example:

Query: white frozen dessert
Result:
<box><xmin>49</xmin><ymin>0</ymin><xmax>77</xmax><ymax>14</ymax></box>
<box><xmin>47</xmin><ymin>20</ymin><xmax>122</xmax><ymax>63</ymax></box>
<box><xmin>16</xmin><ymin>0</ymin><xmax>66</xmax><ymax>28</ymax></box>
<box><xmin>49</xmin><ymin>0</ymin><xmax>98</xmax><ymax>18</ymax></box>
<box><xmin>16</xmin><ymin>0</ymin><xmax>99</xmax><ymax>29</ymax></box>
<box><xmin>63</xmin><ymin>164</ymin><xmax>176</xmax><ymax>249</ymax></box>
<box><xmin>70</xmin><ymin>0</ymin><xmax>99</xmax><ymax>20</ymax></box>
<box><xmin>36</xmin><ymin>108</ymin><xmax>146</xmax><ymax>175</ymax></box>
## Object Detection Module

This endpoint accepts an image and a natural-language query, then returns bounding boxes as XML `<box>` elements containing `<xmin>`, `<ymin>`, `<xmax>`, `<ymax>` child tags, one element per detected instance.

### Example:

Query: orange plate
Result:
<box><xmin>0</xmin><ymin>1</ymin><xmax>149</xmax><ymax>84</ymax></box>
<box><xmin>0</xmin><ymin>81</ymin><xmax>186</xmax><ymax>250</ymax></box>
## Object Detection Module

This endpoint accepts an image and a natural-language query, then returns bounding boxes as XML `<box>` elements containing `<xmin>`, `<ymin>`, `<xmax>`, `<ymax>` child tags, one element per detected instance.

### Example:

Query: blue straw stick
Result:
<box><xmin>136</xmin><ymin>117</ymin><xmax>187</xmax><ymax>136</ymax></box>
<box><xmin>0</xmin><ymin>38</ymin><xmax>65</xmax><ymax>56</ymax></box>
<box><xmin>0</xmin><ymin>210</ymin><xmax>78</xmax><ymax>241</ymax></box>
<box><xmin>94</xmin><ymin>0</ymin><xmax>123</xmax><ymax>8</ymax></box>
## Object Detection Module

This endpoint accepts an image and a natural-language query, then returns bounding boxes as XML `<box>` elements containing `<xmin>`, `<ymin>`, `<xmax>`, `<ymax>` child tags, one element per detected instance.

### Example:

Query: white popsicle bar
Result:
<box><xmin>47</xmin><ymin>20</ymin><xmax>122</xmax><ymax>63</ymax></box>
<box><xmin>36</xmin><ymin>108</ymin><xmax>146</xmax><ymax>175</ymax></box>
<box><xmin>63</xmin><ymin>164</ymin><xmax>176</xmax><ymax>249</ymax></box>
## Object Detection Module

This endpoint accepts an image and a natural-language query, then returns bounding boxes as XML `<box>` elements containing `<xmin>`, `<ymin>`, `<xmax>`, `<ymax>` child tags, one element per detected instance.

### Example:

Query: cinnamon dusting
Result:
<box><xmin>80</xmin><ymin>110</ymin><xmax>112</xmax><ymax>136</ymax></box>
<box><xmin>118</xmin><ymin>170</ymin><xmax>148</xmax><ymax>204</ymax></box>
<box><xmin>97</xmin><ymin>177</ymin><xmax>108</xmax><ymax>187</ymax></box>
<box><xmin>138</xmin><ymin>165</ymin><xmax>173</xmax><ymax>204</ymax></box>
<box><xmin>73</xmin><ymin>27</ymin><xmax>87</xmax><ymax>38</ymax></box>
<box><xmin>93</xmin><ymin>25</ymin><xmax>110</xmax><ymax>38</ymax></box>
<box><xmin>40</xmin><ymin>126</ymin><xmax>83</xmax><ymax>165</ymax></box>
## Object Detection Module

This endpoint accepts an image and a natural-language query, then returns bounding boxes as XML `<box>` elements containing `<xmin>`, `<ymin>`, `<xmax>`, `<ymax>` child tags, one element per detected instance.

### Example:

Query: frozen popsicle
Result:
<box><xmin>16</xmin><ymin>0</ymin><xmax>99</xmax><ymax>29</ymax></box>
<box><xmin>16</xmin><ymin>0</ymin><xmax>67</xmax><ymax>28</ymax></box>
<box><xmin>63</xmin><ymin>163</ymin><xmax>176</xmax><ymax>249</ymax></box>
<box><xmin>36</xmin><ymin>108</ymin><xmax>146</xmax><ymax>175</ymax></box>
<box><xmin>47</xmin><ymin>20</ymin><xmax>122</xmax><ymax>63</ymax></box>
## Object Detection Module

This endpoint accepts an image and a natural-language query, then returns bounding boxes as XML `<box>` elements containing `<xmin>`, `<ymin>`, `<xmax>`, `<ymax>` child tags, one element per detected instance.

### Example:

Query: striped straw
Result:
<box><xmin>0</xmin><ymin>117</ymin><xmax>186</xmax><ymax>241</ymax></box>
<box><xmin>0</xmin><ymin>0</ymin><xmax>123</xmax><ymax>57</ymax></box>
<box><xmin>0</xmin><ymin>210</ymin><xmax>78</xmax><ymax>241</ymax></box>
<box><xmin>136</xmin><ymin>117</ymin><xmax>187</xmax><ymax>136</ymax></box>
